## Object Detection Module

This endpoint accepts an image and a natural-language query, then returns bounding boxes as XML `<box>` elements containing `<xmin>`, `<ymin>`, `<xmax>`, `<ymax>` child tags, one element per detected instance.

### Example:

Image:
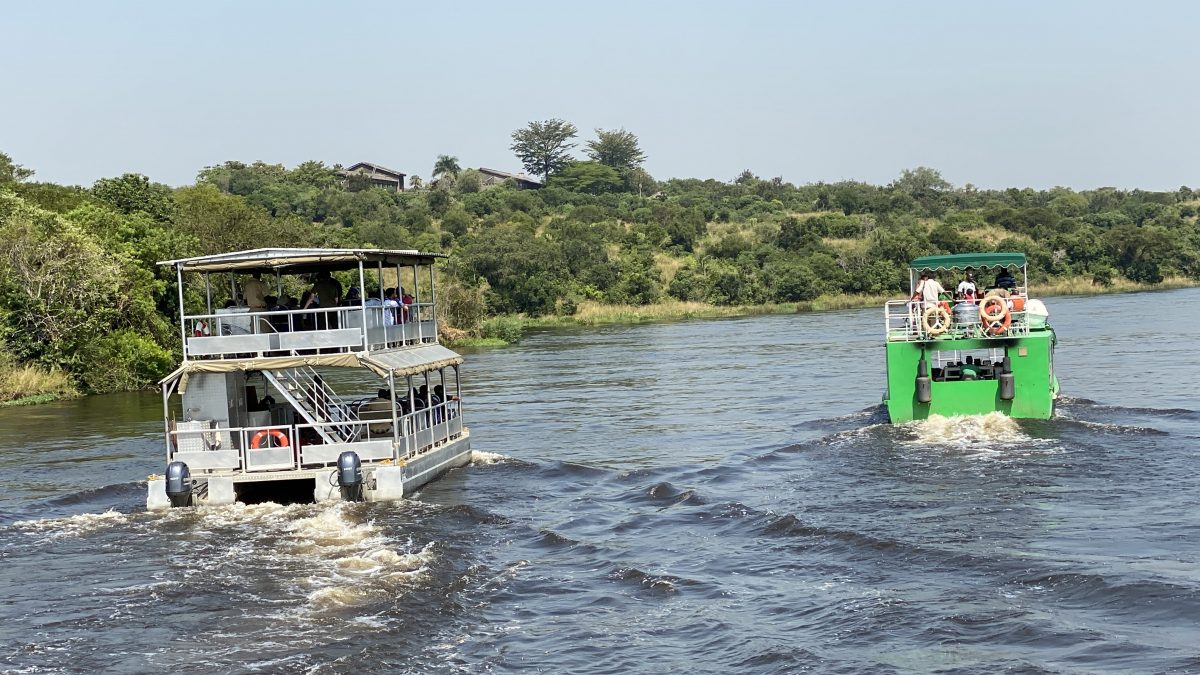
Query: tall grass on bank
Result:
<box><xmin>0</xmin><ymin>351</ymin><xmax>78</xmax><ymax>406</ymax></box>
<box><xmin>1032</xmin><ymin>275</ymin><xmax>1195</xmax><ymax>297</ymax></box>
<box><xmin>443</xmin><ymin>276</ymin><xmax>1197</xmax><ymax>349</ymax></box>
<box><xmin>527</xmin><ymin>300</ymin><xmax>799</xmax><ymax>327</ymax></box>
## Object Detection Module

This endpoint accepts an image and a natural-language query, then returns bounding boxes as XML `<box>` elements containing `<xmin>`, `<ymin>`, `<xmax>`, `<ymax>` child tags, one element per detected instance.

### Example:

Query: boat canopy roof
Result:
<box><xmin>160</xmin><ymin>344</ymin><xmax>464</xmax><ymax>392</ymax></box>
<box><xmin>158</xmin><ymin>247</ymin><xmax>445</xmax><ymax>274</ymax></box>
<box><xmin>910</xmin><ymin>252</ymin><xmax>1027</xmax><ymax>271</ymax></box>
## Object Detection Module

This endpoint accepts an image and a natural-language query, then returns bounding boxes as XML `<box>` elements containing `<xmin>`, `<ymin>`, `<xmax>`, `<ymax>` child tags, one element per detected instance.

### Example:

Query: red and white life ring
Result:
<box><xmin>250</xmin><ymin>429</ymin><xmax>289</xmax><ymax>449</ymax></box>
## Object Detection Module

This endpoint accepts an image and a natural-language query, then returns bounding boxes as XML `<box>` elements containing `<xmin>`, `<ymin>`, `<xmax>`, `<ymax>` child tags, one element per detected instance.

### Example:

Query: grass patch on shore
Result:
<box><xmin>0</xmin><ymin>358</ymin><xmax>78</xmax><ymax>406</ymax></box>
<box><xmin>447</xmin><ymin>337</ymin><xmax>510</xmax><ymax>348</ymax></box>
<box><xmin>1032</xmin><ymin>275</ymin><xmax>1195</xmax><ymax>297</ymax></box>
<box><xmin>526</xmin><ymin>300</ymin><xmax>799</xmax><ymax>328</ymax></box>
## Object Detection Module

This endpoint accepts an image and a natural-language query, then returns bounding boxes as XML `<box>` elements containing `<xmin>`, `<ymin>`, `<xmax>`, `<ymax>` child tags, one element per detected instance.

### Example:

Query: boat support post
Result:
<box><xmin>916</xmin><ymin>350</ymin><xmax>932</xmax><ymax>404</ymax></box>
<box><xmin>998</xmin><ymin>349</ymin><xmax>1015</xmax><ymax>401</ymax></box>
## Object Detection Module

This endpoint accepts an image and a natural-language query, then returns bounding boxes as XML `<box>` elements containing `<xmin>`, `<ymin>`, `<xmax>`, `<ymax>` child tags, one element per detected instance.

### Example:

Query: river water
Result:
<box><xmin>2</xmin><ymin>289</ymin><xmax>1198</xmax><ymax>673</ymax></box>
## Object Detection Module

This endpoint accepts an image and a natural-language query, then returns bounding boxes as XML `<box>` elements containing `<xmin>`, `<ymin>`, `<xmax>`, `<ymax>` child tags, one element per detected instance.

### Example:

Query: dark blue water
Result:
<box><xmin>2</xmin><ymin>289</ymin><xmax>1198</xmax><ymax>673</ymax></box>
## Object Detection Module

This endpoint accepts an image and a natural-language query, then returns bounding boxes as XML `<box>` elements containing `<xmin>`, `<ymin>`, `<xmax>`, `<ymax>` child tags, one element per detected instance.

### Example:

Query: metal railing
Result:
<box><xmin>884</xmin><ymin>298</ymin><xmax>1030</xmax><ymax>342</ymax></box>
<box><xmin>165</xmin><ymin>400</ymin><xmax>466</xmax><ymax>474</ymax></box>
<box><xmin>262</xmin><ymin>366</ymin><xmax>359</xmax><ymax>443</ymax></box>
<box><xmin>181</xmin><ymin>302</ymin><xmax>438</xmax><ymax>359</ymax></box>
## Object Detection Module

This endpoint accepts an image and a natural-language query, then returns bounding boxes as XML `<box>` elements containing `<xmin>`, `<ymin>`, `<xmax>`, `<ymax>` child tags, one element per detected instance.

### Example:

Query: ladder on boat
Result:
<box><xmin>262</xmin><ymin>366</ymin><xmax>360</xmax><ymax>444</ymax></box>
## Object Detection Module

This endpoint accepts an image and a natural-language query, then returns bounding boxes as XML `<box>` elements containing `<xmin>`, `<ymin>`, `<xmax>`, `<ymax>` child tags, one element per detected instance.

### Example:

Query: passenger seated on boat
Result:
<box><xmin>297</xmin><ymin>291</ymin><xmax>318</xmax><ymax>331</ymax></box>
<box><xmin>430</xmin><ymin>385</ymin><xmax>454</xmax><ymax>422</ymax></box>
<box><xmin>267</xmin><ymin>296</ymin><xmax>292</xmax><ymax>333</ymax></box>
<box><xmin>401</xmin><ymin>288</ymin><xmax>414</xmax><ymax>322</ymax></box>
<box><xmin>960</xmin><ymin>356</ymin><xmax>980</xmax><ymax>381</ymax></box>
<box><xmin>358</xmin><ymin>398</ymin><xmax>394</xmax><ymax>435</ymax></box>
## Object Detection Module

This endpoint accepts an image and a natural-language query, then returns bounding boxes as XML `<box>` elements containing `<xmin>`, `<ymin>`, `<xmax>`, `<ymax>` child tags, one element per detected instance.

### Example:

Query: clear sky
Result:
<box><xmin>4</xmin><ymin>0</ymin><xmax>1197</xmax><ymax>190</ymax></box>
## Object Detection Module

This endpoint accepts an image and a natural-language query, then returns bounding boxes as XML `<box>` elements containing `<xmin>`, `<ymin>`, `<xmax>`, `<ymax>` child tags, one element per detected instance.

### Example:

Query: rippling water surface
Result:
<box><xmin>2</xmin><ymin>289</ymin><xmax>1199</xmax><ymax>673</ymax></box>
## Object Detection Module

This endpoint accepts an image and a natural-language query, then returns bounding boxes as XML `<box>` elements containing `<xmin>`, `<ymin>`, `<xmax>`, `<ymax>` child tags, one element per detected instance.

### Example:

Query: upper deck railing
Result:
<box><xmin>184</xmin><ymin>301</ymin><xmax>437</xmax><ymax>359</ymax></box>
<box><xmin>160</xmin><ymin>248</ymin><xmax>445</xmax><ymax>362</ymax></box>
<box><xmin>884</xmin><ymin>294</ymin><xmax>1031</xmax><ymax>342</ymax></box>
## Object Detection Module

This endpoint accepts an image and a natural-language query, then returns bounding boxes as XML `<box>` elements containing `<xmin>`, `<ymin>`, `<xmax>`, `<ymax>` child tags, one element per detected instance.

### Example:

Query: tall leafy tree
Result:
<box><xmin>432</xmin><ymin>155</ymin><xmax>461</xmax><ymax>180</ymax></box>
<box><xmin>585</xmin><ymin>128</ymin><xmax>646</xmax><ymax>170</ymax></box>
<box><xmin>510</xmin><ymin>119</ymin><xmax>578</xmax><ymax>180</ymax></box>
<box><xmin>0</xmin><ymin>151</ymin><xmax>35</xmax><ymax>185</ymax></box>
<box><xmin>91</xmin><ymin>173</ymin><xmax>176</xmax><ymax>222</ymax></box>
<box><xmin>550</xmin><ymin>161</ymin><xmax>622</xmax><ymax>195</ymax></box>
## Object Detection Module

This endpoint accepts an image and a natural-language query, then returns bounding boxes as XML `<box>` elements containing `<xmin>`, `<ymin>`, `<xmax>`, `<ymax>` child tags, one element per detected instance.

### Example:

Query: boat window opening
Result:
<box><xmin>234</xmin><ymin>478</ymin><xmax>316</xmax><ymax>505</ymax></box>
<box><xmin>930</xmin><ymin>348</ymin><xmax>1007</xmax><ymax>382</ymax></box>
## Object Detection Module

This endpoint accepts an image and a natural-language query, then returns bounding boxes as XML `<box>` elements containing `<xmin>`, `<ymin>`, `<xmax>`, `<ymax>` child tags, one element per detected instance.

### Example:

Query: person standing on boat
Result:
<box><xmin>956</xmin><ymin>271</ymin><xmax>977</xmax><ymax>303</ymax></box>
<box><xmin>915</xmin><ymin>271</ymin><xmax>945</xmax><ymax>308</ymax></box>
<box><xmin>243</xmin><ymin>272</ymin><xmax>269</xmax><ymax>310</ymax></box>
<box><xmin>995</xmin><ymin>267</ymin><xmax>1017</xmax><ymax>290</ymax></box>
<box><xmin>311</xmin><ymin>271</ymin><xmax>343</xmax><ymax>329</ymax></box>
<box><xmin>384</xmin><ymin>287</ymin><xmax>401</xmax><ymax>325</ymax></box>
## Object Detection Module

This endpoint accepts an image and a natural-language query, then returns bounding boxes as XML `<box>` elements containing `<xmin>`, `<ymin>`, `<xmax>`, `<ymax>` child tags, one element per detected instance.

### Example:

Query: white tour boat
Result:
<box><xmin>147</xmin><ymin>248</ymin><xmax>471</xmax><ymax>508</ymax></box>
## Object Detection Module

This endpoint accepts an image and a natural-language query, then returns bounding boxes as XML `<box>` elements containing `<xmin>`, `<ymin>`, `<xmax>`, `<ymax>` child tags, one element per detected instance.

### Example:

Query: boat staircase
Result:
<box><xmin>262</xmin><ymin>366</ymin><xmax>360</xmax><ymax>444</ymax></box>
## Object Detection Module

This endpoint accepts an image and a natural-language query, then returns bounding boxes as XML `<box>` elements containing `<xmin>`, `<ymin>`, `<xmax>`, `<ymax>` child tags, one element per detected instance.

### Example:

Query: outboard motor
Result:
<box><xmin>915</xmin><ymin>355</ymin><xmax>932</xmax><ymax>404</ymax></box>
<box><xmin>998</xmin><ymin>354</ymin><xmax>1015</xmax><ymax>401</ymax></box>
<box><xmin>337</xmin><ymin>451</ymin><xmax>364</xmax><ymax>502</ymax></box>
<box><xmin>165</xmin><ymin>461</ymin><xmax>193</xmax><ymax>508</ymax></box>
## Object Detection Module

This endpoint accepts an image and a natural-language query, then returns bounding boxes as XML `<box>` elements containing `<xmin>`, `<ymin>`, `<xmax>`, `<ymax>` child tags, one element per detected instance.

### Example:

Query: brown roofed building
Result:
<box><xmin>477</xmin><ymin>168</ymin><xmax>543</xmax><ymax>190</ymax></box>
<box><xmin>337</xmin><ymin>162</ymin><xmax>407</xmax><ymax>192</ymax></box>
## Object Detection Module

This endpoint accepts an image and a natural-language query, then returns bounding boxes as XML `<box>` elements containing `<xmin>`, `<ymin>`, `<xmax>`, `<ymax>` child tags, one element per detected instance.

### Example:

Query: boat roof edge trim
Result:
<box><xmin>160</xmin><ymin>344</ymin><xmax>464</xmax><ymax>393</ymax></box>
<box><xmin>909</xmin><ymin>252</ymin><xmax>1027</xmax><ymax>271</ymax></box>
<box><xmin>157</xmin><ymin>247</ymin><xmax>447</xmax><ymax>273</ymax></box>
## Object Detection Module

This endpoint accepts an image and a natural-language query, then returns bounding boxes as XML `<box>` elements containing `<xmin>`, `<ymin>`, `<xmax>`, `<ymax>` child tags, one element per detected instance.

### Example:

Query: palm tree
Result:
<box><xmin>408</xmin><ymin>175</ymin><xmax>423</xmax><ymax>190</ymax></box>
<box><xmin>432</xmin><ymin>155</ymin><xmax>461</xmax><ymax>181</ymax></box>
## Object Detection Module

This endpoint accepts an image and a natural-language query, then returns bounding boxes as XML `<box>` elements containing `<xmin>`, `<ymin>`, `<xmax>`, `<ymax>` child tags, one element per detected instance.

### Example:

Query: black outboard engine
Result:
<box><xmin>165</xmin><ymin>461</ymin><xmax>193</xmax><ymax>508</ymax></box>
<box><xmin>337</xmin><ymin>451</ymin><xmax>364</xmax><ymax>502</ymax></box>
<box><xmin>915</xmin><ymin>355</ymin><xmax>932</xmax><ymax>404</ymax></box>
<box><xmin>998</xmin><ymin>354</ymin><xmax>1015</xmax><ymax>401</ymax></box>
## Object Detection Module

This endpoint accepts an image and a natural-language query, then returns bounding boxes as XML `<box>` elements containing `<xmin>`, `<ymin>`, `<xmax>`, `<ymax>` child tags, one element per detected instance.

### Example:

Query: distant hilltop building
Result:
<box><xmin>337</xmin><ymin>162</ymin><xmax>407</xmax><ymax>192</ymax></box>
<box><xmin>477</xmin><ymin>168</ymin><xmax>543</xmax><ymax>190</ymax></box>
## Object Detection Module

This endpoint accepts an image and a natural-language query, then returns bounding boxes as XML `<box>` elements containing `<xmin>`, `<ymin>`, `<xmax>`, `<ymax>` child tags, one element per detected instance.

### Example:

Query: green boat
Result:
<box><xmin>883</xmin><ymin>252</ymin><xmax>1059</xmax><ymax>423</ymax></box>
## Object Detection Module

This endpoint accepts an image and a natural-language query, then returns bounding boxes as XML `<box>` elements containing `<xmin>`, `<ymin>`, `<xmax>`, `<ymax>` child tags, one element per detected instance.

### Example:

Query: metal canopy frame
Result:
<box><xmin>158</xmin><ymin>247</ymin><xmax>445</xmax><ymax>274</ymax></box>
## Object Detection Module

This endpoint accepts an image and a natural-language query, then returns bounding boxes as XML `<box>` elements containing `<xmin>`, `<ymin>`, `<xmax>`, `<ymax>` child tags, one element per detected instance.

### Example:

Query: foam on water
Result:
<box><xmin>470</xmin><ymin>450</ymin><xmax>510</xmax><ymax>465</ymax></box>
<box><xmin>10</xmin><ymin>509</ymin><xmax>130</xmax><ymax>538</ymax></box>
<box><xmin>911</xmin><ymin>412</ymin><xmax>1024</xmax><ymax>443</ymax></box>
<box><xmin>902</xmin><ymin>413</ymin><xmax>1041</xmax><ymax>457</ymax></box>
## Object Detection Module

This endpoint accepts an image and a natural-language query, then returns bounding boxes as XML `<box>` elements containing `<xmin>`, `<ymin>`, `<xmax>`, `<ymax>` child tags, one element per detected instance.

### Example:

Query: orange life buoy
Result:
<box><xmin>979</xmin><ymin>297</ymin><xmax>1011</xmax><ymax>335</ymax></box>
<box><xmin>250</xmin><ymin>428</ymin><xmax>289</xmax><ymax>449</ymax></box>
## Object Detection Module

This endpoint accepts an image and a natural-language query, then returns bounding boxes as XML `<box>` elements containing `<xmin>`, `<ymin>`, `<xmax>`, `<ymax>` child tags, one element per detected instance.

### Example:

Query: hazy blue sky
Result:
<box><xmin>4</xmin><ymin>1</ymin><xmax>1197</xmax><ymax>189</ymax></box>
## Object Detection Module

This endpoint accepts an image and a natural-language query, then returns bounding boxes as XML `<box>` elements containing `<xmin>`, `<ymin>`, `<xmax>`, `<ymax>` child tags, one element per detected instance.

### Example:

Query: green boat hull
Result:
<box><xmin>884</xmin><ymin>330</ymin><xmax>1057</xmax><ymax>423</ymax></box>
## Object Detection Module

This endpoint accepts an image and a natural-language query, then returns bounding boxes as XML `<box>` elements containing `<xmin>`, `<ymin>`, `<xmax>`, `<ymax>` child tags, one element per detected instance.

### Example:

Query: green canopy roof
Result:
<box><xmin>910</xmin><ymin>252</ymin><xmax>1026</xmax><ymax>271</ymax></box>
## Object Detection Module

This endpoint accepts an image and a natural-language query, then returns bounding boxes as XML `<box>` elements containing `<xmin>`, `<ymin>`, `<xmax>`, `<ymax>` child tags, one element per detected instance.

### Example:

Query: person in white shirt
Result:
<box><xmin>915</xmin><ymin>271</ymin><xmax>945</xmax><ymax>306</ymax></box>
<box><xmin>956</xmin><ymin>271</ymin><xmax>977</xmax><ymax>302</ymax></box>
